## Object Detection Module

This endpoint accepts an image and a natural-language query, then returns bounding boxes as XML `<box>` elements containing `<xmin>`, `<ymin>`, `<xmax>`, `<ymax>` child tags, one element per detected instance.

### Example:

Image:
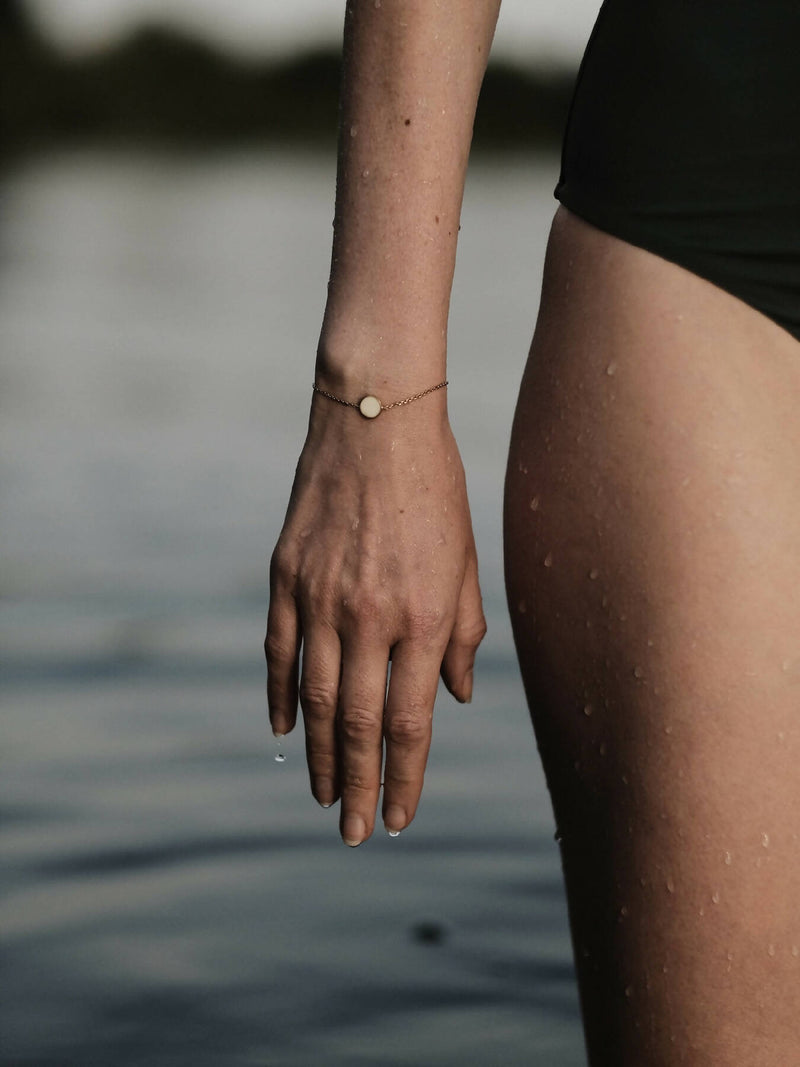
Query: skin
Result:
<box><xmin>505</xmin><ymin>208</ymin><xmax>800</xmax><ymax>1064</ymax></box>
<box><xmin>267</xmin><ymin>1</ymin><xmax>800</xmax><ymax>1060</ymax></box>
<box><xmin>266</xmin><ymin>0</ymin><xmax>500</xmax><ymax>844</ymax></box>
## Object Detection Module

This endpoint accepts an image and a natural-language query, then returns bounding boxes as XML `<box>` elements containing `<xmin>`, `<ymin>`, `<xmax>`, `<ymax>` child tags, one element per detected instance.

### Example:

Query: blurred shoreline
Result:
<box><xmin>2</xmin><ymin>1</ymin><xmax>576</xmax><ymax>162</ymax></box>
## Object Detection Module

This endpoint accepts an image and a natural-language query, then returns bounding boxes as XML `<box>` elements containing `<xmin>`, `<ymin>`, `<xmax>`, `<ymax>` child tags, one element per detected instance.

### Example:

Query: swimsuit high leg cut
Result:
<box><xmin>555</xmin><ymin>0</ymin><xmax>800</xmax><ymax>342</ymax></box>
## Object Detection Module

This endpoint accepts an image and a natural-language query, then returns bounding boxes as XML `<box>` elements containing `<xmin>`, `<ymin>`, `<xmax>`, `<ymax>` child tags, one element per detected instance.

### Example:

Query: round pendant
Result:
<box><xmin>358</xmin><ymin>395</ymin><xmax>382</xmax><ymax>419</ymax></box>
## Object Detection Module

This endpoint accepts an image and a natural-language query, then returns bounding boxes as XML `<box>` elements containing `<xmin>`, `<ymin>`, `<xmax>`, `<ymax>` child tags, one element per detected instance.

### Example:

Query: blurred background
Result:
<box><xmin>1</xmin><ymin>2</ymin><xmax>601</xmax><ymax>1063</ymax></box>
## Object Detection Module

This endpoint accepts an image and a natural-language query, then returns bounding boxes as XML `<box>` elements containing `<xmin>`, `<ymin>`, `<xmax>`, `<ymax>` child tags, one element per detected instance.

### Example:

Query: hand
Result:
<box><xmin>265</xmin><ymin>398</ymin><xmax>486</xmax><ymax>846</ymax></box>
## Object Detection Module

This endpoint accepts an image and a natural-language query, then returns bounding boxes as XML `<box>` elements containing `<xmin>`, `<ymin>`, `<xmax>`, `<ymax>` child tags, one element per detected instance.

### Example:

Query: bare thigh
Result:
<box><xmin>504</xmin><ymin>208</ymin><xmax>800</xmax><ymax>1066</ymax></box>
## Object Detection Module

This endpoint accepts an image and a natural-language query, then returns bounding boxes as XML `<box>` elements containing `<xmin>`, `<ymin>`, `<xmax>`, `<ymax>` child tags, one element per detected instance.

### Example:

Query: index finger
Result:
<box><xmin>381</xmin><ymin>640</ymin><xmax>443</xmax><ymax>835</ymax></box>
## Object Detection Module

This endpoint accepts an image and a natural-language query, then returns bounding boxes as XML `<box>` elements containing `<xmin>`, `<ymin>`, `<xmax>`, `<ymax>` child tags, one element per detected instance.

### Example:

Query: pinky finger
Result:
<box><xmin>265</xmin><ymin>590</ymin><xmax>301</xmax><ymax>736</ymax></box>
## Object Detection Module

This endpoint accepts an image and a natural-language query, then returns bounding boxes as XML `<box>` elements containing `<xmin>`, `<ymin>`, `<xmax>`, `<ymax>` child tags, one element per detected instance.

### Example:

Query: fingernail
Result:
<box><xmin>384</xmin><ymin>804</ymin><xmax>406</xmax><ymax>834</ymax></box>
<box><xmin>315</xmin><ymin>778</ymin><xmax>335</xmax><ymax>808</ymax></box>
<box><xmin>342</xmin><ymin>814</ymin><xmax>366</xmax><ymax>847</ymax></box>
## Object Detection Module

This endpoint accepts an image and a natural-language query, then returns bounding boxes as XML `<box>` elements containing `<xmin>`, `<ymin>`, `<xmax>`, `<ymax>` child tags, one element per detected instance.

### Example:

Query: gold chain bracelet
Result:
<box><xmin>312</xmin><ymin>379</ymin><xmax>448</xmax><ymax>419</ymax></box>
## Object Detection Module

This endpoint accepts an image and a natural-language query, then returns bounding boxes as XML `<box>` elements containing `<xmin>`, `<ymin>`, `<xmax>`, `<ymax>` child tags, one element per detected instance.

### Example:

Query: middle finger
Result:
<box><xmin>337</xmin><ymin>635</ymin><xmax>390</xmax><ymax>847</ymax></box>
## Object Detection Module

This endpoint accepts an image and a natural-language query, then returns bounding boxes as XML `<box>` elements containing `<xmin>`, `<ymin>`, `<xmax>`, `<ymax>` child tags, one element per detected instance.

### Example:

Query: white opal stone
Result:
<box><xmin>359</xmin><ymin>395</ymin><xmax>382</xmax><ymax>418</ymax></box>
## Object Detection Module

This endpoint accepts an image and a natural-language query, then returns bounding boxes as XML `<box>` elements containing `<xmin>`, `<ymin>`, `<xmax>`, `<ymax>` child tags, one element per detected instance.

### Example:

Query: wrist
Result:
<box><xmin>316</xmin><ymin>314</ymin><xmax>447</xmax><ymax>399</ymax></box>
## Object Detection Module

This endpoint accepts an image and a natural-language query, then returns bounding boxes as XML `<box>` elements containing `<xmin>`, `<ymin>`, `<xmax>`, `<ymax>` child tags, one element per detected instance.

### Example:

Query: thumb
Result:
<box><xmin>440</xmin><ymin>548</ymin><xmax>487</xmax><ymax>703</ymax></box>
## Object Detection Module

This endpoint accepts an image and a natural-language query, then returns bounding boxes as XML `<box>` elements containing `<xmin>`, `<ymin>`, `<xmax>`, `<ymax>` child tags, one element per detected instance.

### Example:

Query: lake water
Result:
<box><xmin>0</xmin><ymin>148</ymin><xmax>587</xmax><ymax>1065</ymax></box>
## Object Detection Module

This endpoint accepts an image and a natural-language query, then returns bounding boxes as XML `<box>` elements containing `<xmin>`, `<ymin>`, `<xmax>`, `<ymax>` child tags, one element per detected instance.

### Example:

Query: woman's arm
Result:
<box><xmin>319</xmin><ymin>0</ymin><xmax>502</xmax><ymax>394</ymax></box>
<box><xmin>267</xmin><ymin>0</ymin><xmax>501</xmax><ymax>847</ymax></box>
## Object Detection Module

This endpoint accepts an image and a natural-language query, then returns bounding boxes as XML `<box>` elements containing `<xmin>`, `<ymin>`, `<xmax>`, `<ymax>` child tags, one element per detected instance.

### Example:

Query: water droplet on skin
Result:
<box><xmin>620</xmin><ymin>905</ymin><xmax>629</xmax><ymax>918</ymax></box>
<box><xmin>583</xmin><ymin>703</ymin><xmax>594</xmax><ymax>717</ymax></box>
<box><xmin>666</xmin><ymin>878</ymin><xmax>675</xmax><ymax>894</ymax></box>
<box><xmin>664</xmin><ymin>725</ymin><xmax>673</xmax><ymax>735</ymax></box>
<box><xmin>350</xmin><ymin>124</ymin><xmax>358</xmax><ymax>137</ymax></box>
<box><xmin>777</xmin><ymin>731</ymin><xmax>785</xmax><ymax>743</ymax></box>
<box><xmin>712</xmin><ymin>891</ymin><xmax>721</xmax><ymax>904</ymax></box>
<box><xmin>768</xmin><ymin>944</ymin><xmax>776</xmax><ymax>957</ymax></box>
<box><xmin>543</xmin><ymin>552</ymin><xmax>553</xmax><ymax>567</ymax></box>
<box><xmin>633</xmin><ymin>666</ymin><xmax>644</xmax><ymax>679</ymax></box>
<box><xmin>621</xmin><ymin>774</ymin><xmax>629</xmax><ymax>785</ymax></box>
<box><xmin>517</xmin><ymin>600</ymin><xmax>527</xmax><ymax>614</ymax></box>
<box><xmin>792</xmin><ymin>946</ymin><xmax>799</xmax><ymax>957</ymax></box>
<box><xmin>762</xmin><ymin>832</ymin><xmax>770</xmax><ymax>848</ymax></box>
<box><xmin>361</xmin><ymin>168</ymin><xmax>370</xmax><ymax>178</ymax></box>
<box><xmin>624</xmin><ymin>984</ymin><xmax>634</xmax><ymax>998</ymax></box>
<box><xmin>599</xmin><ymin>742</ymin><xmax>608</xmax><ymax>756</ymax></box>
<box><xmin>275</xmin><ymin>753</ymin><xmax>286</xmax><ymax>763</ymax></box>
<box><xmin>554</xmin><ymin>829</ymin><xmax>563</xmax><ymax>843</ymax></box>
<box><xmin>529</xmin><ymin>495</ymin><xmax>540</xmax><ymax>510</ymax></box>
<box><xmin>724</xmin><ymin>851</ymin><xmax>732</xmax><ymax>865</ymax></box>
<box><xmin>639</xmin><ymin>877</ymin><xmax>647</xmax><ymax>888</ymax></box>
<box><xmin>606</xmin><ymin>362</ymin><xmax>618</xmax><ymax>376</ymax></box>
<box><xmin>388</xmin><ymin>830</ymin><xmax>400</xmax><ymax>838</ymax></box>
<box><xmin>589</xmin><ymin>567</ymin><xmax>599</xmax><ymax>580</ymax></box>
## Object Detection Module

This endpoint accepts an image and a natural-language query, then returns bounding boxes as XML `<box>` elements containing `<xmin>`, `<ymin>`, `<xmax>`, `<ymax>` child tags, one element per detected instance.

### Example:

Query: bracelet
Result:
<box><xmin>312</xmin><ymin>379</ymin><xmax>448</xmax><ymax>419</ymax></box>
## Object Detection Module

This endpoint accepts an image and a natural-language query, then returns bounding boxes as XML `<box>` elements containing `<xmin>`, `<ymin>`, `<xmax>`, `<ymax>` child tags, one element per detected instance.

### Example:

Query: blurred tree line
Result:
<box><xmin>1</xmin><ymin>0</ymin><xmax>575</xmax><ymax>158</ymax></box>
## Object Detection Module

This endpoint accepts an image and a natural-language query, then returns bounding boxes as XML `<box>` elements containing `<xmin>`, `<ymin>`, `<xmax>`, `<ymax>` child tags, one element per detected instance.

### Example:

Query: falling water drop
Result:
<box><xmin>275</xmin><ymin>752</ymin><xmax>286</xmax><ymax>764</ymax></box>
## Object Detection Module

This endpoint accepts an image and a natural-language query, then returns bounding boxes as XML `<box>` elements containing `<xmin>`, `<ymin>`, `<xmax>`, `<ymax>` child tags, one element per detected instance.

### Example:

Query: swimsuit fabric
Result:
<box><xmin>555</xmin><ymin>0</ymin><xmax>800</xmax><ymax>342</ymax></box>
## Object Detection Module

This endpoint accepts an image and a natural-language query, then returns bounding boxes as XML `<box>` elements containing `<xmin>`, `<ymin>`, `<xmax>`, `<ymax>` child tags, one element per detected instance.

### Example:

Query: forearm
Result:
<box><xmin>317</xmin><ymin>0</ymin><xmax>502</xmax><ymax>396</ymax></box>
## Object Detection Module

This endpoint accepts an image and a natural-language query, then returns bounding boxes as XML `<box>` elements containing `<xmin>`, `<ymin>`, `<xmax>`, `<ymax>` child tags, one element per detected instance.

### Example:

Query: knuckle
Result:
<box><xmin>264</xmin><ymin>630</ymin><xmax>295</xmax><ymax>664</ymax></box>
<box><xmin>385</xmin><ymin>710</ymin><xmax>429</xmax><ymax>746</ymax></box>
<box><xmin>461</xmin><ymin>614</ymin><xmax>488</xmax><ymax>647</ymax></box>
<box><xmin>339</xmin><ymin>703</ymin><xmax>382</xmax><ymax>744</ymax></box>
<box><xmin>341</xmin><ymin>768</ymin><xmax>373</xmax><ymax>793</ymax></box>
<box><xmin>403</xmin><ymin>602</ymin><xmax>445</xmax><ymax>642</ymax></box>
<box><xmin>342</xmin><ymin>589</ymin><xmax>389</xmax><ymax>630</ymax></box>
<box><xmin>269</xmin><ymin>542</ymin><xmax>298</xmax><ymax>588</ymax></box>
<box><xmin>299</xmin><ymin>680</ymin><xmax>338</xmax><ymax>719</ymax></box>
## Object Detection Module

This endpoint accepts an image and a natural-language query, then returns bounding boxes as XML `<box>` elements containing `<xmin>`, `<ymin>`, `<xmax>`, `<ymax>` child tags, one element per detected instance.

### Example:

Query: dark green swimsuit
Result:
<box><xmin>555</xmin><ymin>0</ymin><xmax>800</xmax><ymax>342</ymax></box>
